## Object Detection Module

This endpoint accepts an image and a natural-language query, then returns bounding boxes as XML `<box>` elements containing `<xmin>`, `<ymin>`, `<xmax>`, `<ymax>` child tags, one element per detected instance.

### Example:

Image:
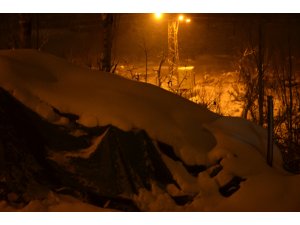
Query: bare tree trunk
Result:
<box><xmin>242</xmin><ymin>100</ymin><xmax>252</xmax><ymax>119</ymax></box>
<box><xmin>145</xmin><ymin>48</ymin><xmax>148</xmax><ymax>83</ymax></box>
<box><xmin>288</xmin><ymin>37</ymin><xmax>293</xmax><ymax>148</ymax></box>
<box><xmin>111</xmin><ymin>61</ymin><xmax>119</xmax><ymax>74</ymax></box>
<box><xmin>36</xmin><ymin>14</ymin><xmax>39</xmax><ymax>50</ymax></box>
<box><xmin>258</xmin><ymin>23</ymin><xmax>264</xmax><ymax>126</ymax></box>
<box><xmin>157</xmin><ymin>53</ymin><xmax>166</xmax><ymax>87</ymax></box>
<box><xmin>101</xmin><ymin>14</ymin><xmax>114</xmax><ymax>72</ymax></box>
<box><xmin>139</xmin><ymin>37</ymin><xmax>149</xmax><ymax>83</ymax></box>
<box><xmin>19</xmin><ymin>14</ymin><xmax>32</xmax><ymax>48</ymax></box>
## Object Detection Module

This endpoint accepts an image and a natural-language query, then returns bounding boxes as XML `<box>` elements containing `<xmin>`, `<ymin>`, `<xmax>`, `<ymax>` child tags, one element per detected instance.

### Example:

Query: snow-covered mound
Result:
<box><xmin>0</xmin><ymin>50</ymin><xmax>218</xmax><ymax>165</ymax></box>
<box><xmin>0</xmin><ymin>49</ymin><xmax>299</xmax><ymax>212</ymax></box>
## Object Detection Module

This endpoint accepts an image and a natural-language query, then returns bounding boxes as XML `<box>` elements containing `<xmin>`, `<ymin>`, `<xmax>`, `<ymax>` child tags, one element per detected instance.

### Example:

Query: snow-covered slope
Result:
<box><xmin>0</xmin><ymin>49</ymin><xmax>299</xmax><ymax>212</ymax></box>
<box><xmin>0</xmin><ymin>49</ymin><xmax>218</xmax><ymax>165</ymax></box>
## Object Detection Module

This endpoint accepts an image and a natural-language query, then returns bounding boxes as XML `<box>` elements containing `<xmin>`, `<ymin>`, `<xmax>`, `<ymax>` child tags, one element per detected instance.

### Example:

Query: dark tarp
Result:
<box><xmin>0</xmin><ymin>87</ymin><xmax>177</xmax><ymax>211</ymax></box>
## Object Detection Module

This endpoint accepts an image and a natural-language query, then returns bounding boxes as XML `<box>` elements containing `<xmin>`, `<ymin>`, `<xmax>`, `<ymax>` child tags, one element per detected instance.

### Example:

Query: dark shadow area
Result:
<box><xmin>219</xmin><ymin>176</ymin><xmax>246</xmax><ymax>197</ymax></box>
<box><xmin>157</xmin><ymin>141</ymin><xmax>206</xmax><ymax>177</ymax></box>
<box><xmin>0</xmin><ymin>87</ymin><xmax>180</xmax><ymax>211</ymax></box>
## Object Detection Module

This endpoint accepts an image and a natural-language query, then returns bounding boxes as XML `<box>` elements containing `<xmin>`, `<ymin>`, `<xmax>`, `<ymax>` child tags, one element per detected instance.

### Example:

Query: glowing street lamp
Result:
<box><xmin>178</xmin><ymin>15</ymin><xmax>184</xmax><ymax>21</ymax></box>
<box><xmin>177</xmin><ymin>14</ymin><xmax>191</xmax><ymax>24</ymax></box>
<box><xmin>154</xmin><ymin>13</ymin><xmax>162</xmax><ymax>20</ymax></box>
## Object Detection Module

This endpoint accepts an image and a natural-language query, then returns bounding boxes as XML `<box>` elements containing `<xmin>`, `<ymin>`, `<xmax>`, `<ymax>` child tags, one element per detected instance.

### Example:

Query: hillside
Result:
<box><xmin>0</xmin><ymin>50</ymin><xmax>299</xmax><ymax>211</ymax></box>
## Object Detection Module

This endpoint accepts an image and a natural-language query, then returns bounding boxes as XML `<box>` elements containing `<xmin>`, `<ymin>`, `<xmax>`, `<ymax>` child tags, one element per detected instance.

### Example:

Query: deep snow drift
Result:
<box><xmin>0</xmin><ymin>50</ymin><xmax>299</xmax><ymax>211</ymax></box>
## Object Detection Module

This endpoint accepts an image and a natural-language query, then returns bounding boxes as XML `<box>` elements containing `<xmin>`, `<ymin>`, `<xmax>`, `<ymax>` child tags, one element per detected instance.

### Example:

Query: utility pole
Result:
<box><xmin>167</xmin><ymin>17</ymin><xmax>180</xmax><ymax>86</ymax></box>
<box><xmin>154</xmin><ymin>14</ymin><xmax>190</xmax><ymax>88</ymax></box>
<box><xmin>167</xmin><ymin>14</ymin><xmax>191</xmax><ymax>88</ymax></box>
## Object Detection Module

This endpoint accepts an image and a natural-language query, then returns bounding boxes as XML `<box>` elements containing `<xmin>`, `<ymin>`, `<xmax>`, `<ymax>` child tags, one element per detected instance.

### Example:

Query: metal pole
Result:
<box><xmin>267</xmin><ymin>96</ymin><xmax>274</xmax><ymax>167</ymax></box>
<box><xmin>168</xmin><ymin>18</ymin><xmax>179</xmax><ymax>86</ymax></box>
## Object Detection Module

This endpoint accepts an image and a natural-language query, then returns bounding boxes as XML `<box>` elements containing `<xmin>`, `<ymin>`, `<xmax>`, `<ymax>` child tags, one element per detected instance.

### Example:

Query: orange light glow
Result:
<box><xmin>178</xmin><ymin>66</ymin><xmax>194</xmax><ymax>71</ymax></box>
<box><xmin>178</xmin><ymin>15</ymin><xmax>184</xmax><ymax>21</ymax></box>
<box><xmin>186</xmin><ymin>18</ymin><xmax>191</xmax><ymax>23</ymax></box>
<box><xmin>154</xmin><ymin>13</ymin><xmax>162</xmax><ymax>20</ymax></box>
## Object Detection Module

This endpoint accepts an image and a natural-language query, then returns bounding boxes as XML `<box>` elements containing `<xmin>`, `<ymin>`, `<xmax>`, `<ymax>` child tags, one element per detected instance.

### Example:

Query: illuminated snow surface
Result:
<box><xmin>0</xmin><ymin>50</ymin><xmax>299</xmax><ymax>211</ymax></box>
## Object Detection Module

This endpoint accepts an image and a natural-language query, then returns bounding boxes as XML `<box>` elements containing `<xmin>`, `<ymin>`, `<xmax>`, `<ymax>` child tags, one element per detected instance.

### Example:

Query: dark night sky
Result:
<box><xmin>1</xmin><ymin>13</ymin><xmax>300</xmax><ymax>73</ymax></box>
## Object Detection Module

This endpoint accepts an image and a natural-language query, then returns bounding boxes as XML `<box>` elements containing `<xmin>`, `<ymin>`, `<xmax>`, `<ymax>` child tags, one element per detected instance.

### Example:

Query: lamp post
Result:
<box><xmin>154</xmin><ymin>14</ymin><xmax>191</xmax><ymax>87</ymax></box>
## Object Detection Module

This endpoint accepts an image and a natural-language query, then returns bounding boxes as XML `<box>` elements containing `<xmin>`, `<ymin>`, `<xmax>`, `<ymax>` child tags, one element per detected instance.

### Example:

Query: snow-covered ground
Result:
<box><xmin>0</xmin><ymin>49</ymin><xmax>300</xmax><ymax>211</ymax></box>
<box><xmin>187</xmin><ymin>71</ymin><xmax>243</xmax><ymax>116</ymax></box>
